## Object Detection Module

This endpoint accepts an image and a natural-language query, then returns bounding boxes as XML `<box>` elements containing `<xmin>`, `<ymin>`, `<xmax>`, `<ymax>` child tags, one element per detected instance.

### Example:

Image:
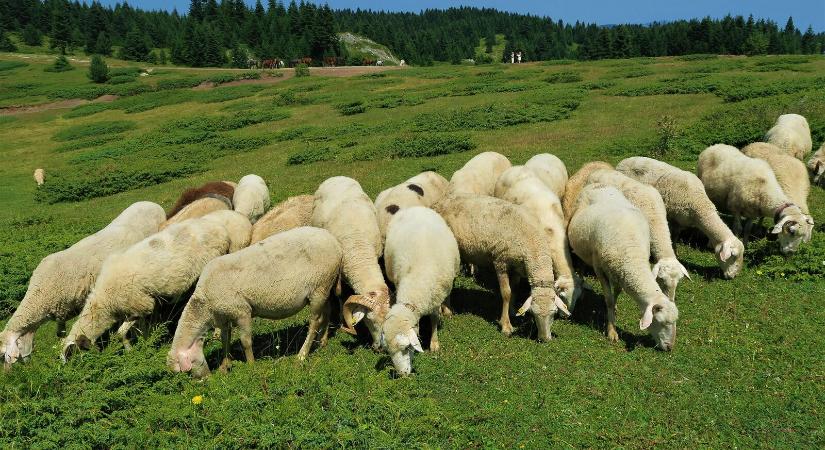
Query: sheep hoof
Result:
<box><xmin>430</xmin><ymin>342</ymin><xmax>440</xmax><ymax>352</ymax></box>
<box><xmin>500</xmin><ymin>324</ymin><xmax>514</xmax><ymax>336</ymax></box>
<box><xmin>440</xmin><ymin>305</ymin><xmax>453</xmax><ymax>318</ymax></box>
<box><xmin>607</xmin><ymin>329</ymin><xmax>619</xmax><ymax>343</ymax></box>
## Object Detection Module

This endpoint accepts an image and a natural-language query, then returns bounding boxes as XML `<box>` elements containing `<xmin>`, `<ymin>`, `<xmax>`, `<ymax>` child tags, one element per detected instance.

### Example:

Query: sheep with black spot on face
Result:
<box><xmin>374</xmin><ymin>171</ymin><xmax>449</xmax><ymax>244</ymax></box>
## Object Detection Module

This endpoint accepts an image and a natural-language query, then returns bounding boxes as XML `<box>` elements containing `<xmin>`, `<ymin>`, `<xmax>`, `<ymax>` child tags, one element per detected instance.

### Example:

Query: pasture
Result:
<box><xmin>1</xmin><ymin>53</ymin><xmax>824</xmax><ymax>447</ymax></box>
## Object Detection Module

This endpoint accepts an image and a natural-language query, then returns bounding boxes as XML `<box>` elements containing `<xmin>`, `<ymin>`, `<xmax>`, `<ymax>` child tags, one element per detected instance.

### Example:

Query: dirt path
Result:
<box><xmin>0</xmin><ymin>94</ymin><xmax>118</xmax><ymax>116</ymax></box>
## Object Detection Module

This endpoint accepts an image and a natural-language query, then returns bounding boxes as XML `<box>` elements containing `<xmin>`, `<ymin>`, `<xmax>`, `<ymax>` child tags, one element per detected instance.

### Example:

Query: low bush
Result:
<box><xmin>582</xmin><ymin>80</ymin><xmax>617</xmax><ymax>90</ymax></box>
<box><xmin>335</xmin><ymin>100</ymin><xmax>366</xmax><ymax>116</ymax></box>
<box><xmin>295</xmin><ymin>63</ymin><xmax>310</xmax><ymax>77</ymax></box>
<box><xmin>197</xmin><ymin>85</ymin><xmax>265</xmax><ymax>104</ymax></box>
<box><xmin>44</xmin><ymin>55</ymin><xmax>74</xmax><ymax>73</ymax></box>
<box><xmin>413</xmin><ymin>96</ymin><xmax>581</xmax><ymax>132</ymax></box>
<box><xmin>52</xmin><ymin>120</ymin><xmax>136</xmax><ymax>142</ymax></box>
<box><xmin>0</xmin><ymin>61</ymin><xmax>28</xmax><ymax>71</ymax></box>
<box><xmin>386</xmin><ymin>133</ymin><xmax>476</xmax><ymax>158</ymax></box>
<box><xmin>287</xmin><ymin>146</ymin><xmax>337</xmax><ymax>165</ymax></box>
<box><xmin>54</xmin><ymin>134</ymin><xmax>122</xmax><ymax>153</ymax></box>
<box><xmin>274</xmin><ymin>90</ymin><xmax>313</xmax><ymax>106</ymax></box>
<box><xmin>676</xmin><ymin>54</ymin><xmax>719</xmax><ymax>61</ymax></box>
<box><xmin>106</xmin><ymin>75</ymin><xmax>136</xmax><ymax>85</ymax></box>
<box><xmin>544</xmin><ymin>71</ymin><xmax>583</xmax><ymax>83</ymax></box>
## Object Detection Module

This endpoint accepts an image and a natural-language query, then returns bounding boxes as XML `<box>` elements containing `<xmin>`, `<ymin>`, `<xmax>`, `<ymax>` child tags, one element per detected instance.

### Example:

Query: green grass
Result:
<box><xmin>1</xmin><ymin>53</ymin><xmax>825</xmax><ymax>448</ymax></box>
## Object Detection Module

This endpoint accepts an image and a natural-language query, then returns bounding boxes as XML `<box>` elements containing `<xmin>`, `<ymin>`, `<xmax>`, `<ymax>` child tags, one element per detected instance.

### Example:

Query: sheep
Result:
<box><xmin>561</xmin><ymin>161</ymin><xmax>613</xmax><ymax>223</ymax></box>
<box><xmin>586</xmin><ymin>169</ymin><xmax>690</xmax><ymax>301</ymax></box>
<box><xmin>201</xmin><ymin>210</ymin><xmax>252</xmax><ymax>253</ymax></box>
<box><xmin>1</xmin><ymin>201</ymin><xmax>165</xmax><ymax>367</ymax></box>
<box><xmin>311</xmin><ymin>176</ymin><xmax>389</xmax><ymax>348</ymax></box>
<box><xmin>447</xmin><ymin>151</ymin><xmax>512</xmax><ymax>196</ymax></box>
<box><xmin>494</xmin><ymin>166</ymin><xmax>582</xmax><ymax>310</ymax></box>
<box><xmin>168</xmin><ymin>227</ymin><xmax>342</xmax><ymax>378</ymax></box>
<box><xmin>616</xmin><ymin>156</ymin><xmax>744</xmax><ymax>279</ymax></box>
<box><xmin>697</xmin><ymin>144</ymin><xmax>813</xmax><ymax>254</ymax></box>
<box><xmin>433</xmin><ymin>194</ymin><xmax>569</xmax><ymax>341</ymax></box>
<box><xmin>233</xmin><ymin>174</ymin><xmax>271</xmax><ymax>224</ymax></box>
<box><xmin>375</xmin><ymin>171</ymin><xmax>449</xmax><ymax>243</ymax></box>
<box><xmin>33</xmin><ymin>168</ymin><xmax>44</xmax><ymax>186</ymax></box>
<box><xmin>808</xmin><ymin>144</ymin><xmax>825</xmax><ymax>186</ymax></box>
<box><xmin>764</xmin><ymin>113</ymin><xmax>812</xmax><ymax>160</ymax></box>
<box><xmin>250</xmin><ymin>195</ymin><xmax>314</xmax><ymax>244</ymax></box>
<box><xmin>61</xmin><ymin>210</ymin><xmax>246</xmax><ymax>359</ymax></box>
<box><xmin>568</xmin><ymin>184</ymin><xmax>679</xmax><ymax>350</ymax></box>
<box><xmin>524</xmin><ymin>153</ymin><xmax>568</xmax><ymax>198</ymax></box>
<box><xmin>160</xmin><ymin>196</ymin><xmax>231</xmax><ymax>230</ymax></box>
<box><xmin>743</xmin><ymin>142</ymin><xmax>811</xmax><ymax>214</ymax></box>
<box><xmin>381</xmin><ymin>207</ymin><xmax>460</xmax><ymax>376</ymax></box>
<box><xmin>166</xmin><ymin>181</ymin><xmax>235</xmax><ymax>219</ymax></box>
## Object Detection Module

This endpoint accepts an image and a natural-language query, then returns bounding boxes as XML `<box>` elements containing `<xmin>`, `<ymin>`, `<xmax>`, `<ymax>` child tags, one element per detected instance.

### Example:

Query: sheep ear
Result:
<box><xmin>407</xmin><ymin>329</ymin><xmax>423</xmax><ymax>352</ymax></box>
<box><xmin>651</xmin><ymin>262</ymin><xmax>661</xmax><ymax>278</ymax></box>
<box><xmin>679</xmin><ymin>262</ymin><xmax>691</xmax><ymax>281</ymax></box>
<box><xmin>516</xmin><ymin>296</ymin><xmax>532</xmax><ymax>316</ymax></box>
<box><xmin>554</xmin><ymin>296</ymin><xmax>571</xmax><ymax>318</ymax></box>
<box><xmin>640</xmin><ymin>305</ymin><xmax>654</xmax><ymax>330</ymax></box>
<box><xmin>816</xmin><ymin>161</ymin><xmax>824</xmax><ymax>176</ymax></box>
<box><xmin>553</xmin><ymin>280</ymin><xmax>567</xmax><ymax>299</ymax></box>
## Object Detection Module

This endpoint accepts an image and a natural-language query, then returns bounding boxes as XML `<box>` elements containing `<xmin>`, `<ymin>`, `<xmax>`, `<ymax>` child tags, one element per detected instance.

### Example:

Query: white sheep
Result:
<box><xmin>381</xmin><ymin>207</ymin><xmax>460</xmax><ymax>376</ymax></box>
<box><xmin>250</xmin><ymin>195</ymin><xmax>314</xmax><ymax>244</ymax></box>
<box><xmin>1</xmin><ymin>201</ymin><xmax>165</xmax><ymax>367</ymax></box>
<box><xmin>33</xmin><ymin>168</ymin><xmax>44</xmax><ymax>186</ymax></box>
<box><xmin>447</xmin><ymin>151</ymin><xmax>512</xmax><ymax>196</ymax></box>
<box><xmin>562</xmin><ymin>161</ymin><xmax>614</xmax><ymax>223</ymax></box>
<box><xmin>494</xmin><ymin>166</ymin><xmax>582</xmax><ymax>310</ymax></box>
<box><xmin>808</xmin><ymin>143</ymin><xmax>825</xmax><ymax>186</ymax></box>
<box><xmin>524</xmin><ymin>153</ymin><xmax>568</xmax><ymax>198</ymax></box>
<box><xmin>698</xmin><ymin>144</ymin><xmax>813</xmax><ymax>254</ymax></box>
<box><xmin>233</xmin><ymin>174</ymin><xmax>271</xmax><ymax>223</ymax></box>
<box><xmin>743</xmin><ymin>142</ymin><xmax>811</xmax><ymax>214</ymax></box>
<box><xmin>764</xmin><ymin>113</ymin><xmax>812</xmax><ymax>160</ymax></box>
<box><xmin>311</xmin><ymin>176</ymin><xmax>389</xmax><ymax>348</ymax></box>
<box><xmin>160</xmin><ymin>196</ymin><xmax>231</xmax><ymax>230</ymax></box>
<box><xmin>568</xmin><ymin>184</ymin><xmax>679</xmax><ymax>350</ymax></box>
<box><xmin>586</xmin><ymin>169</ymin><xmax>690</xmax><ymax>301</ymax></box>
<box><xmin>61</xmin><ymin>210</ymin><xmax>247</xmax><ymax>359</ymax></box>
<box><xmin>374</xmin><ymin>171</ymin><xmax>449</xmax><ymax>243</ymax></box>
<box><xmin>433</xmin><ymin>194</ymin><xmax>569</xmax><ymax>341</ymax></box>
<box><xmin>168</xmin><ymin>227</ymin><xmax>343</xmax><ymax>378</ymax></box>
<box><xmin>200</xmin><ymin>210</ymin><xmax>252</xmax><ymax>253</ymax></box>
<box><xmin>616</xmin><ymin>156</ymin><xmax>744</xmax><ymax>279</ymax></box>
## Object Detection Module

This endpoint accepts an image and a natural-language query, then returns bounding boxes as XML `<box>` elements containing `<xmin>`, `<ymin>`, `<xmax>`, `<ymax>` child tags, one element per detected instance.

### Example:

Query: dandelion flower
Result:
<box><xmin>192</xmin><ymin>395</ymin><xmax>203</xmax><ymax>405</ymax></box>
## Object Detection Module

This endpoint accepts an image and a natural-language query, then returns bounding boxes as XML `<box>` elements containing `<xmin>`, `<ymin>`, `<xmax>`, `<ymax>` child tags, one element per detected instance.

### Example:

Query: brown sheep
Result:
<box><xmin>166</xmin><ymin>181</ymin><xmax>235</xmax><ymax>219</ymax></box>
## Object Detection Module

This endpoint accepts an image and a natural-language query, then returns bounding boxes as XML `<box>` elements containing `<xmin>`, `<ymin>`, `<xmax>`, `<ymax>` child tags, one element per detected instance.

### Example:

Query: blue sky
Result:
<box><xmin>105</xmin><ymin>0</ymin><xmax>825</xmax><ymax>31</ymax></box>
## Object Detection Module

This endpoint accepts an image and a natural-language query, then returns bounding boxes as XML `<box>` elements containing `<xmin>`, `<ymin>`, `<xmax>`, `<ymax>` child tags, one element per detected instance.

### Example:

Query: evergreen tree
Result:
<box><xmin>159</xmin><ymin>49</ymin><xmax>168</xmax><ymax>64</ymax></box>
<box><xmin>743</xmin><ymin>31</ymin><xmax>769</xmax><ymax>55</ymax></box>
<box><xmin>189</xmin><ymin>0</ymin><xmax>204</xmax><ymax>22</ymax></box>
<box><xmin>93</xmin><ymin>31</ymin><xmax>111</xmax><ymax>56</ymax></box>
<box><xmin>120</xmin><ymin>27</ymin><xmax>150</xmax><ymax>61</ymax></box>
<box><xmin>50</xmin><ymin>1</ymin><xmax>72</xmax><ymax>54</ymax></box>
<box><xmin>22</xmin><ymin>24</ymin><xmax>42</xmax><ymax>46</ymax></box>
<box><xmin>0</xmin><ymin>27</ymin><xmax>17</xmax><ymax>52</ymax></box>
<box><xmin>87</xmin><ymin>54</ymin><xmax>109</xmax><ymax>83</ymax></box>
<box><xmin>230</xmin><ymin>41</ymin><xmax>247</xmax><ymax>68</ymax></box>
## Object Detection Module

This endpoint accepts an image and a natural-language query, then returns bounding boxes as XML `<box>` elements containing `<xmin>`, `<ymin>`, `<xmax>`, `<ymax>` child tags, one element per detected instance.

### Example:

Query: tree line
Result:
<box><xmin>0</xmin><ymin>1</ymin><xmax>823</xmax><ymax>67</ymax></box>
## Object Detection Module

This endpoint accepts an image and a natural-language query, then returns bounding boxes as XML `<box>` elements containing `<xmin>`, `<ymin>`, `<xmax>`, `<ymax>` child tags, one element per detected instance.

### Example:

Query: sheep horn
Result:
<box><xmin>517</xmin><ymin>296</ymin><xmax>533</xmax><ymax>316</ymax></box>
<box><xmin>341</xmin><ymin>294</ymin><xmax>377</xmax><ymax>335</ymax></box>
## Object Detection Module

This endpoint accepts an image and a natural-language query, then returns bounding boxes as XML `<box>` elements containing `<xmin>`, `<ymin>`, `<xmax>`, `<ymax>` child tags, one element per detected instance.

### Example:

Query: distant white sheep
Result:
<box><xmin>1</xmin><ymin>202</ymin><xmax>165</xmax><ymax>367</ymax></box>
<box><xmin>33</xmin><ymin>169</ymin><xmax>44</xmax><ymax>186</ymax></box>
<box><xmin>764</xmin><ymin>113</ymin><xmax>812</xmax><ymax>160</ymax></box>
<box><xmin>807</xmin><ymin>143</ymin><xmax>825</xmax><ymax>186</ymax></box>
<box><xmin>568</xmin><ymin>184</ymin><xmax>678</xmax><ymax>350</ymax></box>
<box><xmin>448</xmin><ymin>152</ymin><xmax>512</xmax><ymax>196</ymax></box>
<box><xmin>168</xmin><ymin>227</ymin><xmax>342</xmax><ymax>378</ymax></box>
<box><xmin>381</xmin><ymin>207</ymin><xmax>460</xmax><ymax>376</ymax></box>
<box><xmin>233</xmin><ymin>174</ymin><xmax>270</xmax><ymax>223</ymax></box>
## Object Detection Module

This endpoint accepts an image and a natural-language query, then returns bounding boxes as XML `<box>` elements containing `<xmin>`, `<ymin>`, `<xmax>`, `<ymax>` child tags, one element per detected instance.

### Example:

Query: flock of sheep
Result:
<box><xmin>2</xmin><ymin>113</ymin><xmax>822</xmax><ymax>377</ymax></box>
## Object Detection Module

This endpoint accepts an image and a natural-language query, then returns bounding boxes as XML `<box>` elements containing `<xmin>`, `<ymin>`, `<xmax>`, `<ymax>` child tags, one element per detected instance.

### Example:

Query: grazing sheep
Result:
<box><xmin>250</xmin><ymin>195</ymin><xmax>314</xmax><ymax>244</ymax></box>
<box><xmin>168</xmin><ymin>227</ymin><xmax>343</xmax><ymax>378</ymax></box>
<box><xmin>233</xmin><ymin>174</ymin><xmax>271</xmax><ymax>223</ymax></box>
<box><xmin>494</xmin><ymin>166</ymin><xmax>582</xmax><ymax>310</ymax></box>
<box><xmin>448</xmin><ymin>152</ymin><xmax>512</xmax><ymax>196</ymax></box>
<box><xmin>61</xmin><ymin>211</ymin><xmax>242</xmax><ymax>359</ymax></box>
<box><xmin>524</xmin><ymin>153</ymin><xmax>568</xmax><ymax>198</ymax></box>
<box><xmin>381</xmin><ymin>207</ymin><xmax>460</xmax><ymax>376</ymax></box>
<box><xmin>166</xmin><ymin>181</ymin><xmax>235</xmax><ymax>219</ymax></box>
<box><xmin>1</xmin><ymin>202</ymin><xmax>165</xmax><ymax>367</ymax></box>
<box><xmin>433</xmin><ymin>194</ymin><xmax>569</xmax><ymax>341</ymax></box>
<box><xmin>743</xmin><ymin>142</ymin><xmax>811</xmax><ymax>214</ymax></box>
<box><xmin>808</xmin><ymin>144</ymin><xmax>825</xmax><ymax>186</ymax></box>
<box><xmin>311</xmin><ymin>176</ymin><xmax>389</xmax><ymax>348</ymax></box>
<box><xmin>200</xmin><ymin>210</ymin><xmax>252</xmax><ymax>253</ymax></box>
<box><xmin>161</xmin><ymin>196</ymin><xmax>231</xmax><ymax>230</ymax></box>
<box><xmin>586</xmin><ymin>169</ymin><xmax>689</xmax><ymax>301</ymax></box>
<box><xmin>616</xmin><ymin>157</ymin><xmax>744</xmax><ymax>279</ymax></box>
<box><xmin>764</xmin><ymin>113</ymin><xmax>812</xmax><ymax>160</ymax></box>
<box><xmin>33</xmin><ymin>169</ymin><xmax>44</xmax><ymax>186</ymax></box>
<box><xmin>562</xmin><ymin>161</ymin><xmax>613</xmax><ymax>223</ymax></box>
<box><xmin>697</xmin><ymin>144</ymin><xmax>813</xmax><ymax>253</ymax></box>
<box><xmin>568</xmin><ymin>184</ymin><xmax>678</xmax><ymax>350</ymax></box>
<box><xmin>375</xmin><ymin>171</ymin><xmax>449</xmax><ymax>243</ymax></box>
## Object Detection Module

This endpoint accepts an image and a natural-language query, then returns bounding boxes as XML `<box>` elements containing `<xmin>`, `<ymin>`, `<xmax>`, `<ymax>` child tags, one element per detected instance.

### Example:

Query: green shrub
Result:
<box><xmin>544</xmin><ymin>71</ymin><xmax>583</xmax><ymax>83</ymax></box>
<box><xmin>606</xmin><ymin>67</ymin><xmax>654</xmax><ymax>79</ymax></box>
<box><xmin>335</xmin><ymin>100</ymin><xmax>366</xmax><ymax>115</ymax></box>
<box><xmin>197</xmin><ymin>85</ymin><xmax>265</xmax><ymax>103</ymax></box>
<box><xmin>88</xmin><ymin>55</ymin><xmax>109</xmax><ymax>83</ymax></box>
<box><xmin>44</xmin><ymin>55</ymin><xmax>74</xmax><ymax>73</ymax></box>
<box><xmin>106</xmin><ymin>75</ymin><xmax>135</xmax><ymax>85</ymax></box>
<box><xmin>582</xmin><ymin>80</ymin><xmax>617</xmax><ymax>90</ymax></box>
<box><xmin>295</xmin><ymin>63</ymin><xmax>310</xmax><ymax>77</ymax></box>
<box><xmin>109</xmin><ymin>67</ymin><xmax>143</xmax><ymax>77</ymax></box>
<box><xmin>54</xmin><ymin>134</ymin><xmax>122</xmax><ymax>152</ymax></box>
<box><xmin>387</xmin><ymin>133</ymin><xmax>476</xmax><ymax>158</ymax></box>
<box><xmin>63</xmin><ymin>103</ymin><xmax>111</xmax><ymax>119</ymax></box>
<box><xmin>52</xmin><ymin>120</ymin><xmax>136</xmax><ymax>142</ymax></box>
<box><xmin>676</xmin><ymin>54</ymin><xmax>719</xmax><ymax>61</ymax></box>
<box><xmin>273</xmin><ymin>90</ymin><xmax>313</xmax><ymax>106</ymax></box>
<box><xmin>287</xmin><ymin>146</ymin><xmax>337</xmax><ymax>165</ymax></box>
<box><xmin>0</xmin><ymin>61</ymin><xmax>27</xmax><ymax>71</ymax></box>
<box><xmin>413</xmin><ymin>96</ymin><xmax>581</xmax><ymax>132</ymax></box>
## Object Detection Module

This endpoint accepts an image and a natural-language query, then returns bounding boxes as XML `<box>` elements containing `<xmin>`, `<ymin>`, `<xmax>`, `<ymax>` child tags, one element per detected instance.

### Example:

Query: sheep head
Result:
<box><xmin>652</xmin><ymin>258</ymin><xmax>690</xmax><ymax>301</ymax></box>
<box><xmin>342</xmin><ymin>287</ymin><xmax>390</xmax><ymax>348</ymax></box>
<box><xmin>771</xmin><ymin>209</ymin><xmax>814</xmax><ymax>254</ymax></box>
<box><xmin>714</xmin><ymin>237</ymin><xmax>744</xmax><ymax>279</ymax></box>
<box><xmin>640</xmin><ymin>297</ymin><xmax>679</xmax><ymax>351</ymax></box>
<box><xmin>167</xmin><ymin>337</ymin><xmax>209</xmax><ymax>379</ymax></box>
<box><xmin>1</xmin><ymin>330</ymin><xmax>34</xmax><ymax>369</ymax></box>
<box><xmin>516</xmin><ymin>286</ymin><xmax>570</xmax><ymax>342</ymax></box>
<box><xmin>380</xmin><ymin>306</ymin><xmax>422</xmax><ymax>376</ymax></box>
<box><xmin>811</xmin><ymin>161</ymin><xmax>824</xmax><ymax>185</ymax></box>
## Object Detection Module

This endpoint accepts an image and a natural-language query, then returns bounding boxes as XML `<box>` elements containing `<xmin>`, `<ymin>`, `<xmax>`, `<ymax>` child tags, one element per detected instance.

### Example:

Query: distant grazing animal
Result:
<box><xmin>807</xmin><ymin>143</ymin><xmax>825</xmax><ymax>186</ymax></box>
<box><xmin>301</xmin><ymin>57</ymin><xmax>313</xmax><ymax>65</ymax></box>
<box><xmin>166</xmin><ymin>181</ymin><xmax>235</xmax><ymax>219</ymax></box>
<box><xmin>324</xmin><ymin>56</ymin><xmax>337</xmax><ymax>67</ymax></box>
<box><xmin>33</xmin><ymin>168</ymin><xmax>44</xmax><ymax>186</ymax></box>
<box><xmin>376</xmin><ymin>60</ymin><xmax>384</xmax><ymax>66</ymax></box>
<box><xmin>362</xmin><ymin>58</ymin><xmax>376</xmax><ymax>66</ymax></box>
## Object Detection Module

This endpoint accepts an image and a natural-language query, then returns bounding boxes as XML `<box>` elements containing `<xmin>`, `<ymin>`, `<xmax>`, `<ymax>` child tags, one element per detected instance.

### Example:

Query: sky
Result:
<box><xmin>104</xmin><ymin>0</ymin><xmax>825</xmax><ymax>32</ymax></box>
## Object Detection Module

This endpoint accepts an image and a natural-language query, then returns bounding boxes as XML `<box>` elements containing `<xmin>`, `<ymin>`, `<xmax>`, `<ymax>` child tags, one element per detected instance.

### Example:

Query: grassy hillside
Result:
<box><xmin>339</xmin><ymin>32</ymin><xmax>400</xmax><ymax>65</ymax></box>
<box><xmin>1</xmin><ymin>53</ymin><xmax>824</xmax><ymax>447</ymax></box>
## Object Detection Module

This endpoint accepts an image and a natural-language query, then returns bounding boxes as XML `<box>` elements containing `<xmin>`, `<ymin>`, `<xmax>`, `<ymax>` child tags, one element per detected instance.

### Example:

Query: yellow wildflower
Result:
<box><xmin>192</xmin><ymin>395</ymin><xmax>203</xmax><ymax>405</ymax></box>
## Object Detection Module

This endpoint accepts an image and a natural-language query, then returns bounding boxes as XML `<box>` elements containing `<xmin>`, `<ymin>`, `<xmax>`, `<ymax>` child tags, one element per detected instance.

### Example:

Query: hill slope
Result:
<box><xmin>338</xmin><ymin>32</ymin><xmax>400</xmax><ymax>65</ymax></box>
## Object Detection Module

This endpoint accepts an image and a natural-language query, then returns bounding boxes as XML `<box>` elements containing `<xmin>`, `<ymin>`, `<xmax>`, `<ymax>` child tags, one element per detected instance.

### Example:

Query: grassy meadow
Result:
<box><xmin>1</xmin><ymin>52</ymin><xmax>824</xmax><ymax>448</ymax></box>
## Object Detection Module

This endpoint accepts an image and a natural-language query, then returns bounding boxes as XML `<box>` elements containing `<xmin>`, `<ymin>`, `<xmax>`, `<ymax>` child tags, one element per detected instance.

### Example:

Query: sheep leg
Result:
<box><xmin>219</xmin><ymin>324</ymin><xmax>232</xmax><ymax>373</ymax></box>
<box><xmin>732</xmin><ymin>213</ymin><xmax>743</xmax><ymax>238</ymax></box>
<box><xmin>299</xmin><ymin>294</ymin><xmax>327</xmax><ymax>360</ymax></box>
<box><xmin>429</xmin><ymin>312</ymin><xmax>441</xmax><ymax>352</ymax></box>
<box><xmin>56</xmin><ymin>321</ymin><xmax>66</xmax><ymax>338</ymax></box>
<box><xmin>743</xmin><ymin>219</ymin><xmax>754</xmax><ymax>244</ymax></box>
<box><xmin>237</xmin><ymin>315</ymin><xmax>255</xmax><ymax>364</ymax></box>
<box><xmin>319</xmin><ymin>300</ymin><xmax>331</xmax><ymax>348</ymax></box>
<box><xmin>495</xmin><ymin>262</ymin><xmax>514</xmax><ymax>336</ymax></box>
<box><xmin>440</xmin><ymin>294</ymin><xmax>454</xmax><ymax>318</ymax></box>
<box><xmin>596</xmin><ymin>269</ymin><xmax>619</xmax><ymax>343</ymax></box>
<box><xmin>117</xmin><ymin>320</ymin><xmax>136</xmax><ymax>350</ymax></box>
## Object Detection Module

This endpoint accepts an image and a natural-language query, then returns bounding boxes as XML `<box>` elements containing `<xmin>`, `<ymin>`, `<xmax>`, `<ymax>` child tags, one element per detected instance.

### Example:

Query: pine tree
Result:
<box><xmin>93</xmin><ymin>31</ymin><xmax>111</xmax><ymax>56</ymax></box>
<box><xmin>50</xmin><ymin>1</ymin><xmax>72</xmax><ymax>54</ymax></box>
<box><xmin>121</xmin><ymin>27</ymin><xmax>150</xmax><ymax>61</ymax></box>
<box><xmin>189</xmin><ymin>0</ymin><xmax>204</xmax><ymax>22</ymax></box>
<box><xmin>231</xmin><ymin>42</ymin><xmax>247</xmax><ymax>68</ymax></box>
<box><xmin>22</xmin><ymin>24</ymin><xmax>42</xmax><ymax>46</ymax></box>
<box><xmin>88</xmin><ymin>54</ymin><xmax>109</xmax><ymax>83</ymax></box>
<box><xmin>0</xmin><ymin>27</ymin><xmax>16</xmax><ymax>52</ymax></box>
